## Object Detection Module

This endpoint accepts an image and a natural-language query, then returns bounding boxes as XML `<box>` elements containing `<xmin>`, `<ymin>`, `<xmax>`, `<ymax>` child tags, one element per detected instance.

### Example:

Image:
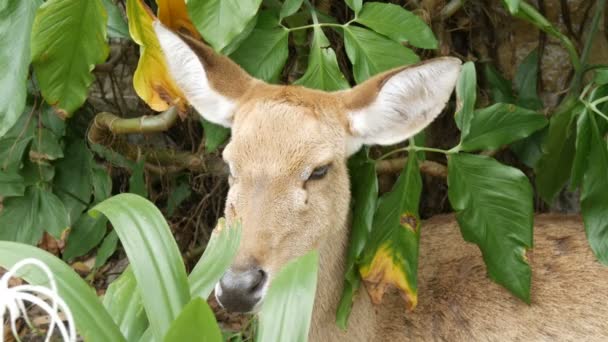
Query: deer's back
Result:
<box><xmin>377</xmin><ymin>214</ymin><xmax>608</xmax><ymax>341</ymax></box>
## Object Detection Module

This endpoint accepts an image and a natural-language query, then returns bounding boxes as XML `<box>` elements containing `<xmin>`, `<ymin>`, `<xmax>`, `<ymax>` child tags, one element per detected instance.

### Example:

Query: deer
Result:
<box><xmin>153</xmin><ymin>22</ymin><xmax>608</xmax><ymax>341</ymax></box>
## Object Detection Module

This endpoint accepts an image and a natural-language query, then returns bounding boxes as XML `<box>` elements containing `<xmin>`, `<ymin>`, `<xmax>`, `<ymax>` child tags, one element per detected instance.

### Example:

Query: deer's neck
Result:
<box><xmin>309</xmin><ymin>216</ymin><xmax>376</xmax><ymax>341</ymax></box>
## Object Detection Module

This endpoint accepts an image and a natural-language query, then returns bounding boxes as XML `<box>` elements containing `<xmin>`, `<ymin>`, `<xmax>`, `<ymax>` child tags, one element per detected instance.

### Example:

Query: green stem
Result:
<box><xmin>285</xmin><ymin>22</ymin><xmax>345</xmax><ymax>32</ymax></box>
<box><xmin>377</xmin><ymin>145</ymin><xmax>453</xmax><ymax>161</ymax></box>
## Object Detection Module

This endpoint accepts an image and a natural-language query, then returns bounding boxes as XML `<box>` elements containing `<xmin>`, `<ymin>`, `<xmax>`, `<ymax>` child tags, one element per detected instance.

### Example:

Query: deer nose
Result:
<box><xmin>215</xmin><ymin>267</ymin><xmax>268</xmax><ymax>313</ymax></box>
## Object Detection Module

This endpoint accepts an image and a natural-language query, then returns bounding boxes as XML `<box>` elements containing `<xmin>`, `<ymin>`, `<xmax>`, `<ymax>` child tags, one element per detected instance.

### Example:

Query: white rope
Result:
<box><xmin>1</xmin><ymin>258</ymin><xmax>76</xmax><ymax>342</ymax></box>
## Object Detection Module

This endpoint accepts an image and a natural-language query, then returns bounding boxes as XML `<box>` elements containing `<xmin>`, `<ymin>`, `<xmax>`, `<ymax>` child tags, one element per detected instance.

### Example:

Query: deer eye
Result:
<box><xmin>308</xmin><ymin>164</ymin><xmax>331</xmax><ymax>181</ymax></box>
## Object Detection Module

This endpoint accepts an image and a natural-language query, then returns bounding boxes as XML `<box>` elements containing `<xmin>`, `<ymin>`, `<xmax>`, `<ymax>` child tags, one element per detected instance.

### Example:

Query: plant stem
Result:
<box><xmin>377</xmin><ymin>145</ymin><xmax>453</xmax><ymax>161</ymax></box>
<box><xmin>572</xmin><ymin>0</ymin><xmax>606</xmax><ymax>91</ymax></box>
<box><xmin>286</xmin><ymin>22</ymin><xmax>345</xmax><ymax>32</ymax></box>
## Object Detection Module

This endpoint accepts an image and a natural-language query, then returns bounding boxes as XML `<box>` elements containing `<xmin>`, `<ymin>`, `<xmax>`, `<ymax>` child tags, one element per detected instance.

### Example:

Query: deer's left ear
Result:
<box><xmin>341</xmin><ymin>57</ymin><xmax>462</xmax><ymax>154</ymax></box>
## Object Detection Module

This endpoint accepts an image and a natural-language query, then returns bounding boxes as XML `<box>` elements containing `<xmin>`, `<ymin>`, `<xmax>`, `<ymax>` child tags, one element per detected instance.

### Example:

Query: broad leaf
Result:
<box><xmin>129</xmin><ymin>159</ymin><xmax>148</xmax><ymax>197</ymax></box>
<box><xmin>0</xmin><ymin>136</ymin><xmax>33</xmax><ymax>172</ymax></box>
<box><xmin>95</xmin><ymin>230</ymin><xmax>119</xmax><ymax>268</ymax></box>
<box><xmin>503</xmin><ymin>0</ymin><xmax>521</xmax><ymax>14</ymax></box>
<box><xmin>571</xmin><ymin>108</ymin><xmax>591</xmax><ymax>188</ymax></box>
<box><xmin>356</xmin><ymin>3</ymin><xmax>437</xmax><ymax>49</ymax></box>
<box><xmin>535</xmin><ymin>98</ymin><xmax>580</xmax><ymax>203</ymax></box>
<box><xmin>187</xmin><ymin>0</ymin><xmax>263</xmax><ymax>52</ymax></box>
<box><xmin>0</xmin><ymin>186</ymin><xmax>68</xmax><ymax>244</ymax></box>
<box><xmin>0</xmin><ymin>242</ymin><xmax>126</xmax><ymax>342</ymax></box>
<box><xmin>344</xmin><ymin>26</ymin><xmax>419</xmax><ymax>84</ymax></box>
<box><xmin>454</xmin><ymin>61</ymin><xmax>476</xmax><ymax>136</ymax></box>
<box><xmin>483</xmin><ymin>64</ymin><xmax>515</xmax><ymax>104</ymax></box>
<box><xmin>103</xmin><ymin>268</ymin><xmax>148</xmax><ymax>342</ymax></box>
<box><xmin>580</xmin><ymin>113</ymin><xmax>608</xmax><ymax>264</ymax></box>
<box><xmin>257</xmin><ymin>251</ymin><xmax>318</xmax><ymax>342</ymax></box>
<box><xmin>31</xmin><ymin>0</ymin><xmax>109</xmax><ymax>116</ymax></box>
<box><xmin>230</xmin><ymin>26</ymin><xmax>289</xmax><ymax>83</ymax></box>
<box><xmin>102</xmin><ymin>0</ymin><xmax>130</xmax><ymax>39</ymax></box>
<box><xmin>189</xmin><ymin>219</ymin><xmax>242</xmax><ymax>299</ymax></box>
<box><xmin>0</xmin><ymin>170</ymin><xmax>25</xmax><ymax>197</ymax></box>
<box><xmin>460</xmin><ymin>103</ymin><xmax>547</xmax><ymax>151</ymax></box>
<box><xmin>201</xmin><ymin>117</ymin><xmax>230</xmax><ymax>153</ymax></box>
<box><xmin>163</xmin><ymin>298</ymin><xmax>222</xmax><ymax>342</ymax></box>
<box><xmin>514</xmin><ymin>48</ymin><xmax>543</xmax><ymax>110</ymax></box>
<box><xmin>220</xmin><ymin>14</ymin><xmax>258</xmax><ymax>56</ymax></box>
<box><xmin>91</xmin><ymin>194</ymin><xmax>190</xmax><ymax>341</ymax></box>
<box><xmin>0</xmin><ymin>0</ymin><xmax>41</xmax><ymax>138</ymax></box>
<box><xmin>63</xmin><ymin>214</ymin><xmax>108</xmax><ymax>260</ymax></box>
<box><xmin>448</xmin><ymin>153</ymin><xmax>533</xmax><ymax>302</ymax></box>
<box><xmin>92</xmin><ymin>163</ymin><xmax>112</xmax><ymax>204</ymax></box>
<box><xmin>359</xmin><ymin>153</ymin><xmax>421</xmax><ymax>309</ymax></box>
<box><xmin>127</xmin><ymin>0</ymin><xmax>185</xmax><ymax>111</ymax></box>
<box><xmin>344</xmin><ymin>0</ymin><xmax>362</xmax><ymax>15</ymax></box>
<box><xmin>31</xmin><ymin>128</ymin><xmax>63</xmax><ymax>160</ymax></box>
<box><xmin>295</xmin><ymin>26</ymin><xmax>349</xmax><ymax>91</ymax></box>
<box><xmin>166</xmin><ymin>179</ymin><xmax>192</xmax><ymax>216</ymax></box>
<box><xmin>280</xmin><ymin>0</ymin><xmax>303</xmax><ymax>19</ymax></box>
<box><xmin>336</xmin><ymin>149</ymin><xmax>377</xmax><ymax>328</ymax></box>
<box><xmin>54</xmin><ymin>139</ymin><xmax>93</xmax><ymax>224</ymax></box>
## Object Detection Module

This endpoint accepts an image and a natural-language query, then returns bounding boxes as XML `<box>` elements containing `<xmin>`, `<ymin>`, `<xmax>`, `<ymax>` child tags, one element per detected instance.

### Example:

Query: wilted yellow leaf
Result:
<box><xmin>126</xmin><ymin>0</ymin><xmax>185</xmax><ymax>112</ymax></box>
<box><xmin>157</xmin><ymin>0</ymin><xmax>200</xmax><ymax>38</ymax></box>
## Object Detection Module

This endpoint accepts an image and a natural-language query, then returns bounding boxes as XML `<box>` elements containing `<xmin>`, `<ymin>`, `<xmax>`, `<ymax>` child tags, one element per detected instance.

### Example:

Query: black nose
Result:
<box><xmin>216</xmin><ymin>267</ymin><xmax>267</xmax><ymax>313</ymax></box>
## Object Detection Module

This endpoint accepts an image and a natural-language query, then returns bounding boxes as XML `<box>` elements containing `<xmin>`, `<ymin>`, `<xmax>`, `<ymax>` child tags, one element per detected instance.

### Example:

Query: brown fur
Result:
<box><xmin>159</xmin><ymin>32</ymin><xmax>608</xmax><ymax>341</ymax></box>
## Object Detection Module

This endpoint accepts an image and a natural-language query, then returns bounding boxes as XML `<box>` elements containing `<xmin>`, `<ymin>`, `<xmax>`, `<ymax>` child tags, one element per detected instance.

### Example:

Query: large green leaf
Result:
<box><xmin>459</xmin><ymin>103</ymin><xmax>547</xmax><ymax>151</ymax></box>
<box><xmin>257</xmin><ymin>251</ymin><xmax>318</xmax><ymax>342</ymax></box>
<box><xmin>103</xmin><ymin>268</ymin><xmax>148</xmax><ymax>342</ymax></box>
<box><xmin>280</xmin><ymin>0</ymin><xmax>303</xmax><ymax>19</ymax></box>
<box><xmin>0</xmin><ymin>170</ymin><xmax>25</xmax><ymax>197</ymax></box>
<box><xmin>0</xmin><ymin>186</ymin><xmax>68</xmax><ymax>244</ymax></box>
<box><xmin>344</xmin><ymin>0</ymin><xmax>362</xmax><ymax>15</ymax></box>
<box><xmin>344</xmin><ymin>26</ymin><xmax>419</xmax><ymax>84</ymax></box>
<box><xmin>129</xmin><ymin>159</ymin><xmax>148</xmax><ymax>197</ymax></box>
<box><xmin>201</xmin><ymin>117</ymin><xmax>230</xmax><ymax>153</ymax></box>
<box><xmin>63</xmin><ymin>214</ymin><xmax>108</xmax><ymax>260</ymax></box>
<box><xmin>580</xmin><ymin>113</ymin><xmax>608</xmax><ymax>264</ymax></box>
<box><xmin>571</xmin><ymin>108</ymin><xmax>591</xmax><ymax>188</ymax></box>
<box><xmin>102</xmin><ymin>0</ymin><xmax>130</xmax><ymax>39</ymax></box>
<box><xmin>514</xmin><ymin>48</ymin><xmax>543</xmax><ymax>110</ymax></box>
<box><xmin>0</xmin><ymin>136</ymin><xmax>33</xmax><ymax>172</ymax></box>
<box><xmin>189</xmin><ymin>219</ymin><xmax>242</xmax><ymax>299</ymax></box>
<box><xmin>358</xmin><ymin>153</ymin><xmax>421</xmax><ymax>309</ymax></box>
<box><xmin>31</xmin><ymin>0</ymin><xmax>109</xmax><ymax>116</ymax></box>
<box><xmin>534</xmin><ymin>98</ymin><xmax>580</xmax><ymax>203</ymax></box>
<box><xmin>187</xmin><ymin>0</ymin><xmax>262</xmax><ymax>51</ymax></box>
<box><xmin>0</xmin><ymin>0</ymin><xmax>41</xmax><ymax>138</ymax></box>
<box><xmin>91</xmin><ymin>194</ymin><xmax>190</xmax><ymax>341</ymax></box>
<box><xmin>356</xmin><ymin>3</ymin><xmax>437</xmax><ymax>49</ymax></box>
<box><xmin>230</xmin><ymin>26</ymin><xmax>289</xmax><ymax>83</ymax></box>
<box><xmin>31</xmin><ymin>128</ymin><xmax>64</xmax><ymax>160</ymax></box>
<box><xmin>95</xmin><ymin>230</ymin><xmax>119</xmax><ymax>268</ymax></box>
<box><xmin>336</xmin><ymin>148</ymin><xmax>377</xmax><ymax>329</ymax></box>
<box><xmin>163</xmin><ymin>298</ymin><xmax>222</xmax><ymax>342</ymax></box>
<box><xmin>483</xmin><ymin>64</ymin><xmax>515</xmax><ymax>104</ymax></box>
<box><xmin>454</xmin><ymin>61</ymin><xmax>476</xmax><ymax>136</ymax></box>
<box><xmin>54</xmin><ymin>139</ymin><xmax>93</xmax><ymax>224</ymax></box>
<box><xmin>0</xmin><ymin>241</ymin><xmax>126</xmax><ymax>342</ymax></box>
<box><xmin>448</xmin><ymin>153</ymin><xmax>533</xmax><ymax>302</ymax></box>
<box><xmin>295</xmin><ymin>26</ymin><xmax>349</xmax><ymax>91</ymax></box>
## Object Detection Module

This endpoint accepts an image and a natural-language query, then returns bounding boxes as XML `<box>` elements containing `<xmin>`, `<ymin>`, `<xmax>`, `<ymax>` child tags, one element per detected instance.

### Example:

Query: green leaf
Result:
<box><xmin>219</xmin><ymin>14</ymin><xmax>258</xmax><ymax>56</ymax></box>
<box><xmin>359</xmin><ymin>153</ymin><xmax>421</xmax><ymax>309</ymax></box>
<box><xmin>460</xmin><ymin>103</ymin><xmax>548</xmax><ymax>151</ymax></box>
<box><xmin>31</xmin><ymin>0</ymin><xmax>109</xmax><ymax>115</ymax></box>
<box><xmin>336</xmin><ymin>149</ymin><xmax>377</xmax><ymax>328</ymax></box>
<box><xmin>280</xmin><ymin>0</ymin><xmax>303</xmax><ymax>19</ymax></box>
<box><xmin>103</xmin><ymin>268</ymin><xmax>148</xmax><ymax>342</ymax></box>
<box><xmin>535</xmin><ymin>98</ymin><xmax>580</xmax><ymax>203</ymax></box>
<box><xmin>447</xmin><ymin>153</ymin><xmax>532</xmax><ymax>302</ymax></box>
<box><xmin>102</xmin><ymin>0</ymin><xmax>130</xmax><ymax>39</ymax></box>
<box><xmin>95</xmin><ymin>230</ymin><xmax>119</xmax><ymax>268</ymax></box>
<box><xmin>0</xmin><ymin>136</ymin><xmax>33</xmax><ymax>172</ymax></box>
<box><xmin>92</xmin><ymin>163</ymin><xmax>112</xmax><ymax>204</ymax></box>
<box><xmin>571</xmin><ymin>109</ymin><xmax>591</xmax><ymax>189</ymax></box>
<box><xmin>344</xmin><ymin>26</ymin><xmax>419</xmax><ymax>84</ymax></box>
<box><xmin>294</xmin><ymin>26</ymin><xmax>350</xmax><ymax>91</ymax></box>
<box><xmin>230</xmin><ymin>26</ymin><xmax>289</xmax><ymax>83</ymax></box>
<box><xmin>0</xmin><ymin>170</ymin><xmax>25</xmax><ymax>197</ymax></box>
<box><xmin>580</xmin><ymin>113</ymin><xmax>608</xmax><ymax>264</ymax></box>
<box><xmin>510</xmin><ymin>128</ymin><xmax>547</xmax><ymax>168</ymax></box>
<box><xmin>454</xmin><ymin>61</ymin><xmax>476</xmax><ymax>136</ymax></box>
<box><xmin>189</xmin><ymin>219</ymin><xmax>242</xmax><ymax>299</ymax></box>
<box><xmin>483</xmin><ymin>64</ymin><xmax>515</xmax><ymax>104</ymax></box>
<box><xmin>129</xmin><ymin>159</ymin><xmax>147</xmax><ymax>197</ymax></box>
<box><xmin>187</xmin><ymin>0</ymin><xmax>263</xmax><ymax>51</ymax></box>
<box><xmin>63</xmin><ymin>214</ymin><xmax>108</xmax><ymax>260</ymax></box>
<box><xmin>54</xmin><ymin>139</ymin><xmax>93</xmax><ymax>224</ymax></box>
<box><xmin>514</xmin><ymin>48</ymin><xmax>542</xmax><ymax>110</ymax></box>
<box><xmin>21</xmin><ymin>159</ymin><xmax>55</xmax><ymax>185</ymax></box>
<box><xmin>0</xmin><ymin>186</ymin><xmax>68</xmax><ymax>244</ymax></box>
<box><xmin>503</xmin><ymin>0</ymin><xmax>521</xmax><ymax>14</ymax></box>
<box><xmin>0</xmin><ymin>0</ymin><xmax>42</xmax><ymax>138</ymax></box>
<box><xmin>163</xmin><ymin>298</ymin><xmax>222</xmax><ymax>342</ymax></box>
<box><xmin>91</xmin><ymin>194</ymin><xmax>191</xmax><ymax>341</ymax></box>
<box><xmin>41</xmin><ymin>105</ymin><xmax>66</xmax><ymax>137</ymax></box>
<box><xmin>31</xmin><ymin>128</ymin><xmax>64</xmax><ymax>160</ymax></box>
<box><xmin>201</xmin><ymin>117</ymin><xmax>231</xmax><ymax>153</ymax></box>
<box><xmin>595</xmin><ymin>68</ymin><xmax>608</xmax><ymax>85</ymax></box>
<box><xmin>356</xmin><ymin>3</ymin><xmax>437</xmax><ymax>49</ymax></box>
<box><xmin>257</xmin><ymin>250</ymin><xmax>318</xmax><ymax>342</ymax></box>
<box><xmin>0</xmin><ymin>241</ymin><xmax>126</xmax><ymax>342</ymax></box>
<box><xmin>344</xmin><ymin>0</ymin><xmax>362</xmax><ymax>15</ymax></box>
<box><xmin>166</xmin><ymin>180</ymin><xmax>191</xmax><ymax>216</ymax></box>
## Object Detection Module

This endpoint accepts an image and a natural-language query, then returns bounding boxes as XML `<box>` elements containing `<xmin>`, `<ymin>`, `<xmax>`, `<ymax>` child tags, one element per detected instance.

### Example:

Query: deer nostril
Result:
<box><xmin>249</xmin><ymin>269</ymin><xmax>267</xmax><ymax>293</ymax></box>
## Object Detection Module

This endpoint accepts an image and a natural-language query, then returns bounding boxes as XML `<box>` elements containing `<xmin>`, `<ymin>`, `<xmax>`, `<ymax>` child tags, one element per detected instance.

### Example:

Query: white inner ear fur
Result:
<box><xmin>347</xmin><ymin>58</ymin><xmax>462</xmax><ymax>152</ymax></box>
<box><xmin>153</xmin><ymin>21</ymin><xmax>235</xmax><ymax>127</ymax></box>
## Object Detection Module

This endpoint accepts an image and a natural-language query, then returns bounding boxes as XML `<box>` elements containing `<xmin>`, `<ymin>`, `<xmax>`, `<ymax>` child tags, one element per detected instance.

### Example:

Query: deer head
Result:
<box><xmin>154</xmin><ymin>22</ymin><xmax>461</xmax><ymax>313</ymax></box>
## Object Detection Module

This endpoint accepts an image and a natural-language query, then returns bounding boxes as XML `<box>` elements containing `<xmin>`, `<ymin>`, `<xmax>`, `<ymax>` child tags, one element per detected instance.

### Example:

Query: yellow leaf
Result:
<box><xmin>126</xmin><ymin>0</ymin><xmax>185</xmax><ymax>112</ymax></box>
<box><xmin>157</xmin><ymin>0</ymin><xmax>200</xmax><ymax>39</ymax></box>
<box><xmin>359</xmin><ymin>244</ymin><xmax>418</xmax><ymax>310</ymax></box>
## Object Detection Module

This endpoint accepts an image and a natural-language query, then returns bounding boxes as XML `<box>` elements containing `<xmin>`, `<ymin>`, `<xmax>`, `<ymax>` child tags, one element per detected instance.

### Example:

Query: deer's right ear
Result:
<box><xmin>153</xmin><ymin>22</ymin><xmax>254</xmax><ymax>127</ymax></box>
